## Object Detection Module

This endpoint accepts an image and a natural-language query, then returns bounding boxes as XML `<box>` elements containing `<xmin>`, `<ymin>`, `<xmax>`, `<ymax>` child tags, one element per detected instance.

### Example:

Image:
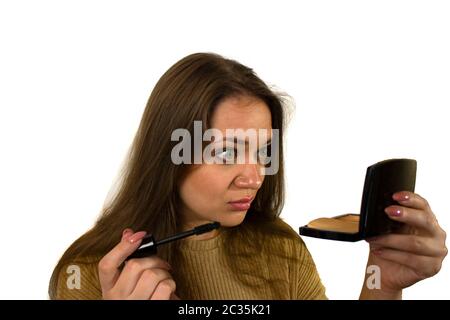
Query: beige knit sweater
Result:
<box><xmin>54</xmin><ymin>225</ymin><xmax>327</xmax><ymax>300</ymax></box>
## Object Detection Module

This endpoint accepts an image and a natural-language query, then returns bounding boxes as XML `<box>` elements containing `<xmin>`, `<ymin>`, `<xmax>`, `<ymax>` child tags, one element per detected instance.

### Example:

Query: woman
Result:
<box><xmin>49</xmin><ymin>52</ymin><xmax>447</xmax><ymax>300</ymax></box>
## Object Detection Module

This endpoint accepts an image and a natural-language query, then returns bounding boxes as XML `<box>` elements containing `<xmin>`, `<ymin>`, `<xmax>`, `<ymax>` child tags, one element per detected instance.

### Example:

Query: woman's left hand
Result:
<box><xmin>366</xmin><ymin>191</ymin><xmax>447</xmax><ymax>293</ymax></box>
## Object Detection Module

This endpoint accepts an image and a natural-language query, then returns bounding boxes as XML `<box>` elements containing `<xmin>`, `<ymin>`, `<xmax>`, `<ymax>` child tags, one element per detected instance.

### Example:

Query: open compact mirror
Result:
<box><xmin>299</xmin><ymin>159</ymin><xmax>417</xmax><ymax>242</ymax></box>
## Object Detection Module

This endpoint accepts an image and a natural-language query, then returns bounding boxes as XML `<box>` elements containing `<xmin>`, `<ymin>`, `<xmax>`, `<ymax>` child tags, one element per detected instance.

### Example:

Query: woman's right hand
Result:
<box><xmin>98</xmin><ymin>229</ymin><xmax>178</xmax><ymax>300</ymax></box>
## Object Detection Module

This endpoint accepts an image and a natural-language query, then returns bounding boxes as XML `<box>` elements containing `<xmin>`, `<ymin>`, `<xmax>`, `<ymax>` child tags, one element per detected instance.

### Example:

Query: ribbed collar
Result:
<box><xmin>178</xmin><ymin>228</ymin><xmax>224</xmax><ymax>251</ymax></box>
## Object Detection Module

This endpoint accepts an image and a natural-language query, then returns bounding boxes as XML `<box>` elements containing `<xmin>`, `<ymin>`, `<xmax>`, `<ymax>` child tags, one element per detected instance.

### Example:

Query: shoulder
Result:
<box><xmin>264</xmin><ymin>218</ymin><xmax>309</xmax><ymax>256</ymax></box>
<box><xmin>252</xmin><ymin>218</ymin><xmax>314</xmax><ymax>270</ymax></box>
<box><xmin>259</xmin><ymin>218</ymin><xmax>327</xmax><ymax>299</ymax></box>
<box><xmin>54</xmin><ymin>255</ymin><xmax>103</xmax><ymax>300</ymax></box>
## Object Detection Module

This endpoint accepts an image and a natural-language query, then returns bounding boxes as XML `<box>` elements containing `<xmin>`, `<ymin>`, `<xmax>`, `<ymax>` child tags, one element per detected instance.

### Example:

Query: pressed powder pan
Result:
<box><xmin>299</xmin><ymin>159</ymin><xmax>417</xmax><ymax>242</ymax></box>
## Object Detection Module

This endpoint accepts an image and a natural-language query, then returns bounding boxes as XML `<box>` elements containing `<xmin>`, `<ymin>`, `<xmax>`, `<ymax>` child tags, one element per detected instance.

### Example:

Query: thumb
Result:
<box><xmin>98</xmin><ymin>229</ymin><xmax>147</xmax><ymax>292</ymax></box>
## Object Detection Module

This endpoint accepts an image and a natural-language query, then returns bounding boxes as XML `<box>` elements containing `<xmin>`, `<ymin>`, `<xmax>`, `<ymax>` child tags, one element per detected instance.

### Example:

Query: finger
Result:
<box><xmin>150</xmin><ymin>279</ymin><xmax>177</xmax><ymax>300</ymax></box>
<box><xmin>112</xmin><ymin>256</ymin><xmax>171</xmax><ymax>297</ymax></box>
<box><xmin>127</xmin><ymin>268</ymin><xmax>173</xmax><ymax>300</ymax></box>
<box><xmin>98</xmin><ymin>230</ymin><xmax>147</xmax><ymax>292</ymax></box>
<box><xmin>367</xmin><ymin>234</ymin><xmax>446</xmax><ymax>257</ymax></box>
<box><xmin>384</xmin><ymin>205</ymin><xmax>438</xmax><ymax>235</ymax></box>
<box><xmin>371</xmin><ymin>247</ymin><xmax>443</xmax><ymax>279</ymax></box>
<box><xmin>393</xmin><ymin>192</ymin><xmax>430</xmax><ymax>210</ymax></box>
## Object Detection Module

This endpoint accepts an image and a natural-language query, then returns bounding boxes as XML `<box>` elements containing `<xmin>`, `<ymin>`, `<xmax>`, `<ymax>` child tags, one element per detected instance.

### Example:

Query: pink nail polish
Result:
<box><xmin>371</xmin><ymin>249</ymin><xmax>382</xmax><ymax>255</ymax></box>
<box><xmin>394</xmin><ymin>192</ymin><xmax>410</xmax><ymax>201</ymax></box>
<box><xmin>391</xmin><ymin>209</ymin><xmax>402</xmax><ymax>217</ymax></box>
<box><xmin>128</xmin><ymin>231</ymin><xmax>147</xmax><ymax>243</ymax></box>
<box><xmin>122</xmin><ymin>229</ymin><xmax>133</xmax><ymax>240</ymax></box>
<box><xmin>402</xmin><ymin>194</ymin><xmax>410</xmax><ymax>200</ymax></box>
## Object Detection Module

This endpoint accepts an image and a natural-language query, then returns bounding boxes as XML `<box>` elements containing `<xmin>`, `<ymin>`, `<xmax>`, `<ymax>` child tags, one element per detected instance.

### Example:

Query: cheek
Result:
<box><xmin>179</xmin><ymin>166</ymin><xmax>231</xmax><ymax>212</ymax></box>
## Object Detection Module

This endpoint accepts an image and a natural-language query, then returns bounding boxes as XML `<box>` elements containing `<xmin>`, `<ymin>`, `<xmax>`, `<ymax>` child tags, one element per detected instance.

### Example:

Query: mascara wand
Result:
<box><xmin>126</xmin><ymin>221</ymin><xmax>221</xmax><ymax>260</ymax></box>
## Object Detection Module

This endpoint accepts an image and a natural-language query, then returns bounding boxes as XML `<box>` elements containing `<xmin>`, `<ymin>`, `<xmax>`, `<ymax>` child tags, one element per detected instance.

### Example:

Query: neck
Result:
<box><xmin>180</xmin><ymin>221</ymin><xmax>221</xmax><ymax>240</ymax></box>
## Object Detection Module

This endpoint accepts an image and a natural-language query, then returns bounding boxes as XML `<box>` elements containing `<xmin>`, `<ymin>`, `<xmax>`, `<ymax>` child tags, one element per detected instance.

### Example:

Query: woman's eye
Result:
<box><xmin>216</xmin><ymin>148</ymin><xmax>236</xmax><ymax>164</ymax></box>
<box><xmin>258</xmin><ymin>145</ymin><xmax>272</xmax><ymax>165</ymax></box>
<box><xmin>259</xmin><ymin>148</ymin><xmax>268</xmax><ymax>158</ymax></box>
<box><xmin>213</xmin><ymin>146</ymin><xmax>272</xmax><ymax>165</ymax></box>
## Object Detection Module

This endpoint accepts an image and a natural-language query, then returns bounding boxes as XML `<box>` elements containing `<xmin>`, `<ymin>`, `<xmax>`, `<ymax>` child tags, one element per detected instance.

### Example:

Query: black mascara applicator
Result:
<box><xmin>126</xmin><ymin>221</ymin><xmax>221</xmax><ymax>260</ymax></box>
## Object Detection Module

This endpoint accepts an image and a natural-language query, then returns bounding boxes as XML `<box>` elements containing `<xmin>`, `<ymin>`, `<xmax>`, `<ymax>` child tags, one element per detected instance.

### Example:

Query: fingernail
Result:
<box><xmin>394</xmin><ymin>192</ymin><xmax>410</xmax><ymax>202</ymax></box>
<box><xmin>122</xmin><ymin>229</ymin><xmax>133</xmax><ymax>240</ymax></box>
<box><xmin>128</xmin><ymin>231</ymin><xmax>147</xmax><ymax>243</ymax></box>
<box><xmin>371</xmin><ymin>248</ymin><xmax>383</xmax><ymax>255</ymax></box>
<box><xmin>385</xmin><ymin>207</ymin><xmax>402</xmax><ymax>217</ymax></box>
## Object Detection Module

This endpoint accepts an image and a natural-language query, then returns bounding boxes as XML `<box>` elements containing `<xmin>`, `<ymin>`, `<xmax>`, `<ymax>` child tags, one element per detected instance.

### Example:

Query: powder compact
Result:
<box><xmin>299</xmin><ymin>158</ymin><xmax>417</xmax><ymax>241</ymax></box>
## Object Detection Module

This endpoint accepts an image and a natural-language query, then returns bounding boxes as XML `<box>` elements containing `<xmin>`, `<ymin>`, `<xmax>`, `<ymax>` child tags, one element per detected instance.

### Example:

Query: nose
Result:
<box><xmin>233</xmin><ymin>163</ymin><xmax>263</xmax><ymax>190</ymax></box>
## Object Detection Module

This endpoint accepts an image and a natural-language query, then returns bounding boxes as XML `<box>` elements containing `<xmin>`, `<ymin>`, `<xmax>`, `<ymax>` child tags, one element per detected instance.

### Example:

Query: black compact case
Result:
<box><xmin>299</xmin><ymin>158</ymin><xmax>417</xmax><ymax>242</ymax></box>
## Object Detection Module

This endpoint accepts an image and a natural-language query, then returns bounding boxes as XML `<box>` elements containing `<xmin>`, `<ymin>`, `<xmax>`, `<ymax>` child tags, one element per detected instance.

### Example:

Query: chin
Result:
<box><xmin>215</xmin><ymin>210</ymin><xmax>247</xmax><ymax>228</ymax></box>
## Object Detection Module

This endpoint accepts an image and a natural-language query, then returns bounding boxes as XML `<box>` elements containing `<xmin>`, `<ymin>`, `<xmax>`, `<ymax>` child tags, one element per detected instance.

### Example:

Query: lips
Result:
<box><xmin>229</xmin><ymin>196</ymin><xmax>254</xmax><ymax>203</ymax></box>
<box><xmin>228</xmin><ymin>196</ymin><xmax>254</xmax><ymax>211</ymax></box>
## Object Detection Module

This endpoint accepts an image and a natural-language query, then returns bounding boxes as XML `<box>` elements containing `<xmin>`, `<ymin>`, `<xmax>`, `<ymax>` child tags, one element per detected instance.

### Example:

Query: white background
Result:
<box><xmin>0</xmin><ymin>0</ymin><xmax>449</xmax><ymax>299</ymax></box>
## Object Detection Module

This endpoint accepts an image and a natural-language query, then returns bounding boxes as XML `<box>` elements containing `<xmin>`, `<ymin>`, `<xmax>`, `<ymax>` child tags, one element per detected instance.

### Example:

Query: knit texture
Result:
<box><xmin>54</xmin><ymin>226</ymin><xmax>327</xmax><ymax>300</ymax></box>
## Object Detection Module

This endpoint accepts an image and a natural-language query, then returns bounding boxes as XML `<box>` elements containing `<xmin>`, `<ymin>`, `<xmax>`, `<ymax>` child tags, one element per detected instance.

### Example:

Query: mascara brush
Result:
<box><xmin>126</xmin><ymin>221</ymin><xmax>221</xmax><ymax>260</ymax></box>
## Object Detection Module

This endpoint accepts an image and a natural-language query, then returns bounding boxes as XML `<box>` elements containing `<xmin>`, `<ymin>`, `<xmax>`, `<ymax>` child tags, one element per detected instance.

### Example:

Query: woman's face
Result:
<box><xmin>178</xmin><ymin>95</ymin><xmax>272</xmax><ymax>238</ymax></box>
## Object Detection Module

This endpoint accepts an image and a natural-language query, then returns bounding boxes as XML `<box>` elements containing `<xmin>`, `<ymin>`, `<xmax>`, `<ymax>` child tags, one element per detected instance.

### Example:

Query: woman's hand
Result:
<box><xmin>365</xmin><ymin>191</ymin><xmax>447</xmax><ymax>295</ymax></box>
<box><xmin>98</xmin><ymin>229</ymin><xmax>179</xmax><ymax>300</ymax></box>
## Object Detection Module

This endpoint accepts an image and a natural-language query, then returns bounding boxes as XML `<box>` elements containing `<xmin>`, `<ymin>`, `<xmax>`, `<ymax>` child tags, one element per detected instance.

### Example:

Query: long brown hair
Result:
<box><xmin>49</xmin><ymin>52</ymin><xmax>297</xmax><ymax>299</ymax></box>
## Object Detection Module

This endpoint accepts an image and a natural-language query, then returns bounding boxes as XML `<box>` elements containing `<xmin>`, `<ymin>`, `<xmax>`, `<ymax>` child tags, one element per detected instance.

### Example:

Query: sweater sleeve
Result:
<box><xmin>290</xmin><ymin>237</ymin><xmax>328</xmax><ymax>300</ymax></box>
<box><xmin>54</xmin><ymin>258</ymin><xmax>103</xmax><ymax>300</ymax></box>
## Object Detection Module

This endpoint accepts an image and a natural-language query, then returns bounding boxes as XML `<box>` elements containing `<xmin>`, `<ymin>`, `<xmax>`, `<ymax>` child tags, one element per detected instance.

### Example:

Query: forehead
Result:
<box><xmin>210</xmin><ymin>95</ymin><xmax>272</xmax><ymax>132</ymax></box>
